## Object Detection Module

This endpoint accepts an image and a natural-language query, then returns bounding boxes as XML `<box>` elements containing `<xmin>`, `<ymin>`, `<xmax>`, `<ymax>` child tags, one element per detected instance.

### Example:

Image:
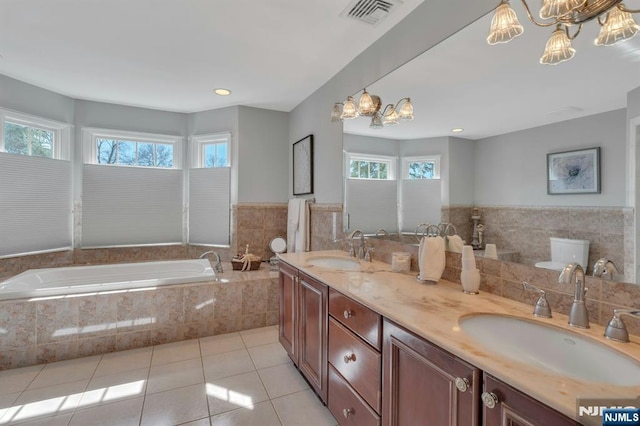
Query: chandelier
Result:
<box><xmin>487</xmin><ymin>0</ymin><xmax>640</xmax><ymax>64</ymax></box>
<box><xmin>330</xmin><ymin>89</ymin><xmax>414</xmax><ymax>128</ymax></box>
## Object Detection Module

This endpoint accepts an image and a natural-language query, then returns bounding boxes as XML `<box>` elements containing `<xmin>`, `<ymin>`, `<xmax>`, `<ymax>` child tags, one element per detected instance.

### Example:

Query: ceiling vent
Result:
<box><xmin>340</xmin><ymin>0</ymin><xmax>402</xmax><ymax>26</ymax></box>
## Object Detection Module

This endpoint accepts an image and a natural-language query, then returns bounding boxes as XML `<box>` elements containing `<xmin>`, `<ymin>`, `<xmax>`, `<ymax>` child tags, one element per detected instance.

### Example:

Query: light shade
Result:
<box><xmin>382</xmin><ymin>105</ymin><xmax>399</xmax><ymax>126</ymax></box>
<box><xmin>487</xmin><ymin>1</ymin><xmax>524</xmax><ymax>45</ymax></box>
<box><xmin>369</xmin><ymin>112</ymin><xmax>384</xmax><ymax>129</ymax></box>
<box><xmin>341</xmin><ymin>96</ymin><xmax>359</xmax><ymax>120</ymax></box>
<box><xmin>594</xmin><ymin>5</ymin><xmax>640</xmax><ymax>46</ymax></box>
<box><xmin>539</xmin><ymin>0</ymin><xmax>586</xmax><ymax>19</ymax></box>
<box><xmin>330</xmin><ymin>103</ymin><xmax>343</xmax><ymax>122</ymax></box>
<box><xmin>540</xmin><ymin>26</ymin><xmax>576</xmax><ymax>65</ymax></box>
<box><xmin>358</xmin><ymin>89</ymin><xmax>377</xmax><ymax>116</ymax></box>
<box><xmin>398</xmin><ymin>98</ymin><xmax>414</xmax><ymax>120</ymax></box>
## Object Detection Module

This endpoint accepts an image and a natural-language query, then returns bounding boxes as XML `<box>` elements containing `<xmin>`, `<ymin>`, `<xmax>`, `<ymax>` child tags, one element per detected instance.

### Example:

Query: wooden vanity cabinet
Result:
<box><xmin>278</xmin><ymin>261</ymin><xmax>328</xmax><ymax>403</ymax></box>
<box><xmin>382</xmin><ymin>319</ymin><xmax>481</xmax><ymax>426</ymax></box>
<box><xmin>482</xmin><ymin>374</ymin><xmax>579</xmax><ymax>426</ymax></box>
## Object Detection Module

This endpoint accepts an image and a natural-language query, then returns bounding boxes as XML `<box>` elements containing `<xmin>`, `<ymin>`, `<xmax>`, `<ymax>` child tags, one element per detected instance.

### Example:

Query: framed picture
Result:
<box><xmin>547</xmin><ymin>147</ymin><xmax>600</xmax><ymax>195</ymax></box>
<box><xmin>293</xmin><ymin>134</ymin><xmax>314</xmax><ymax>195</ymax></box>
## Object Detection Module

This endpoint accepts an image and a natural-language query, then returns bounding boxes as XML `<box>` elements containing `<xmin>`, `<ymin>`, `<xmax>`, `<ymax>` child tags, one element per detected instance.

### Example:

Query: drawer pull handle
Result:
<box><xmin>343</xmin><ymin>310</ymin><xmax>353</xmax><ymax>319</ymax></box>
<box><xmin>454</xmin><ymin>377</ymin><xmax>470</xmax><ymax>393</ymax></box>
<box><xmin>343</xmin><ymin>408</ymin><xmax>354</xmax><ymax>418</ymax></box>
<box><xmin>344</xmin><ymin>352</ymin><xmax>357</xmax><ymax>363</ymax></box>
<box><xmin>481</xmin><ymin>392</ymin><xmax>499</xmax><ymax>409</ymax></box>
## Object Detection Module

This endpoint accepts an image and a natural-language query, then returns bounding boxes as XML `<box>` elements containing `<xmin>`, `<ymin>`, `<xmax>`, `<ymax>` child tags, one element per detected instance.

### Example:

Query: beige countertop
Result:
<box><xmin>278</xmin><ymin>250</ymin><xmax>640</xmax><ymax>422</ymax></box>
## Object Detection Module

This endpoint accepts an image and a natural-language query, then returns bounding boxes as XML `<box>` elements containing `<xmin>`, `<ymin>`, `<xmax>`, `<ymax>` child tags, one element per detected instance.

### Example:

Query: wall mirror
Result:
<box><xmin>342</xmin><ymin>8</ymin><xmax>640</xmax><ymax>283</ymax></box>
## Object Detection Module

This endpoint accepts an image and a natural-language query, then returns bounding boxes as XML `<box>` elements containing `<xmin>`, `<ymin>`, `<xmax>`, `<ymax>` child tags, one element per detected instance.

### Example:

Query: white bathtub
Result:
<box><xmin>0</xmin><ymin>259</ymin><xmax>215</xmax><ymax>301</ymax></box>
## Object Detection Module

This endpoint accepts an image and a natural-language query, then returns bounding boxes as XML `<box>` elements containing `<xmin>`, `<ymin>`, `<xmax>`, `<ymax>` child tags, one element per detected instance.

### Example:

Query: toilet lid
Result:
<box><xmin>269</xmin><ymin>236</ymin><xmax>287</xmax><ymax>254</ymax></box>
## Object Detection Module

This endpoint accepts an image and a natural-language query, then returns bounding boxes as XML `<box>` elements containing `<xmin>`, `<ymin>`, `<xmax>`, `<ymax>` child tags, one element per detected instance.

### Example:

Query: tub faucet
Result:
<box><xmin>592</xmin><ymin>258</ymin><xmax>619</xmax><ymax>280</ymax></box>
<box><xmin>559</xmin><ymin>263</ymin><xmax>589</xmax><ymax>328</ymax></box>
<box><xmin>199</xmin><ymin>250</ymin><xmax>224</xmax><ymax>274</ymax></box>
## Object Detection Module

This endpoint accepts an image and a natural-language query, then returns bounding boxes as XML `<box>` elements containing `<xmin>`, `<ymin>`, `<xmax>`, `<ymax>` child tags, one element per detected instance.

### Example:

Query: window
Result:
<box><xmin>191</xmin><ymin>133</ymin><xmax>230</xmax><ymax>168</ymax></box>
<box><xmin>346</xmin><ymin>153</ymin><xmax>396</xmax><ymax>180</ymax></box>
<box><xmin>0</xmin><ymin>109</ymin><xmax>71</xmax><ymax>160</ymax></box>
<box><xmin>403</xmin><ymin>156</ymin><xmax>441</xmax><ymax>179</ymax></box>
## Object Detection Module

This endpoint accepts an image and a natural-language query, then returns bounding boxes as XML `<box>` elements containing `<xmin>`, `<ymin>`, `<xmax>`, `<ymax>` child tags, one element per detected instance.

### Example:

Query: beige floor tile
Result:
<box><xmin>27</xmin><ymin>356</ymin><xmax>100</xmax><ymax>390</ymax></box>
<box><xmin>151</xmin><ymin>339</ymin><xmax>201</xmax><ymax>366</ymax></box>
<box><xmin>210</xmin><ymin>400</ymin><xmax>282</xmax><ymax>426</ymax></box>
<box><xmin>0</xmin><ymin>365</ymin><xmax>44</xmax><ymax>396</ymax></box>
<box><xmin>147</xmin><ymin>357</ymin><xmax>204</xmax><ymax>395</ymax></box>
<box><xmin>202</xmin><ymin>349</ymin><xmax>255</xmax><ymax>381</ymax></box>
<box><xmin>271</xmin><ymin>390</ymin><xmax>337</xmax><ymax>426</ymax></box>
<box><xmin>247</xmin><ymin>343</ymin><xmax>289</xmax><ymax>370</ymax></box>
<box><xmin>199</xmin><ymin>333</ymin><xmax>244</xmax><ymax>357</ymax></box>
<box><xmin>257</xmin><ymin>363</ymin><xmax>308</xmax><ymax>399</ymax></box>
<box><xmin>4</xmin><ymin>412</ymin><xmax>73</xmax><ymax>426</ymax></box>
<box><xmin>140</xmin><ymin>383</ymin><xmax>209</xmax><ymax>426</ymax></box>
<box><xmin>205</xmin><ymin>371</ymin><xmax>269</xmax><ymax>416</ymax></box>
<box><xmin>180</xmin><ymin>417</ymin><xmax>211</xmax><ymax>426</ymax></box>
<box><xmin>239</xmin><ymin>326</ymin><xmax>279</xmax><ymax>348</ymax></box>
<box><xmin>93</xmin><ymin>346</ymin><xmax>152</xmax><ymax>377</ymax></box>
<box><xmin>0</xmin><ymin>392</ymin><xmax>21</xmax><ymax>423</ymax></box>
<box><xmin>78</xmin><ymin>367</ymin><xmax>148</xmax><ymax>408</ymax></box>
<box><xmin>69</xmin><ymin>396</ymin><xmax>143</xmax><ymax>426</ymax></box>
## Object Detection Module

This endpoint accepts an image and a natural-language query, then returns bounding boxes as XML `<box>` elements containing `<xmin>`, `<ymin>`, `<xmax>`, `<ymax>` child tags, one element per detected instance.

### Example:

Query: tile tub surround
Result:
<box><xmin>0</xmin><ymin>264</ymin><xmax>279</xmax><ymax>370</ymax></box>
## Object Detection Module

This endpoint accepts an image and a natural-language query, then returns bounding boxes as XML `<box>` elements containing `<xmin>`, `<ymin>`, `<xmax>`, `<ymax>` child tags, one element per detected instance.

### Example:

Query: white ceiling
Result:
<box><xmin>0</xmin><ymin>0</ymin><xmax>423</xmax><ymax>113</ymax></box>
<box><xmin>343</xmin><ymin>4</ymin><xmax>640</xmax><ymax>140</ymax></box>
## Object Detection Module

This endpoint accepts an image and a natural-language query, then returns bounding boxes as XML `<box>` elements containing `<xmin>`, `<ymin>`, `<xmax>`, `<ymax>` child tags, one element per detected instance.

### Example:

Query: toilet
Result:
<box><xmin>534</xmin><ymin>237</ymin><xmax>590</xmax><ymax>271</ymax></box>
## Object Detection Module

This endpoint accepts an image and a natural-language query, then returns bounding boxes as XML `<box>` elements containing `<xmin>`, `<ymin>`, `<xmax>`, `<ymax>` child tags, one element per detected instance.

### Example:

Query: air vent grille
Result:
<box><xmin>341</xmin><ymin>0</ymin><xmax>402</xmax><ymax>26</ymax></box>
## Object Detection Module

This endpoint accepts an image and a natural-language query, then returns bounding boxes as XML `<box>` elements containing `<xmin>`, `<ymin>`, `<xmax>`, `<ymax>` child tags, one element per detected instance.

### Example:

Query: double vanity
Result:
<box><xmin>277</xmin><ymin>250</ymin><xmax>640</xmax><ymax>426</ymax></box>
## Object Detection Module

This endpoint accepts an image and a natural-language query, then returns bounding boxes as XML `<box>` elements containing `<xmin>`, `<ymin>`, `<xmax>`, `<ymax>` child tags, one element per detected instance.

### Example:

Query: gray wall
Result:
<box><xmin>448</xmin><ymin>137</ymin><xmax>475</xmax><ymax>206</ymax></box>
<box><xmin>0</xmin><ymin>74</ymin><xmax>74</xmax><ymax>124</ymax></box>
<box><xmin>343</xmin><ymin>134</ymin><xmax>397</xmax><ymax>157</ymax></box>
<box><xmin>474</xmin><ymin>109</ymin><xmax>627</xmax><ymax>207</ymax></box>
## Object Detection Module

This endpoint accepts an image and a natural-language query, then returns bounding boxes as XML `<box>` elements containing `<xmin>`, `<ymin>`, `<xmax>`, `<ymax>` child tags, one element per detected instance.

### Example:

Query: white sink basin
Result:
<box><xmin>306</xmin><ymin>256</ymin><xmax>361</xmax><ymax>271</ymax></box>
<box><xmin>459</xmin><ymin>314</ymin><xmax>640</xmax><ymax>386</ymax></box>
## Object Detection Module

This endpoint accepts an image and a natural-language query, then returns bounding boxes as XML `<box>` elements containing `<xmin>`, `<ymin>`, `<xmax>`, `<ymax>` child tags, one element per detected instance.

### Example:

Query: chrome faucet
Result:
<box><xmin>199</xmin><ymin>250</ymin><xmax>224</xmax><ymax>274</ymax></box>
<box><xmin>522</xmin><ymin>281</ymin><xmax>552</xmax><ymax>318</ymax></box>
<box><xmin>604</xmin><ymin>309</ymin><xmax>640</xmax><ymax>343</ymax></box>
<box><xmin>559</xmin><ymin>263</ymin><xmax>589</xmax><ymax>328</ymax></box>
<box><xmin>375</xmin><ymin>228</ymin><xmax>389</xmax><ymax>238</ymax></box>
<box><xmin>593</xmin><ymin>258</ymin><xmax>619</xmax><ymax>280</ymax></box>
<box><xmin>348</xmin><ymin>229</ymin><xmax>366</xmax><ymax>259</ymax></box>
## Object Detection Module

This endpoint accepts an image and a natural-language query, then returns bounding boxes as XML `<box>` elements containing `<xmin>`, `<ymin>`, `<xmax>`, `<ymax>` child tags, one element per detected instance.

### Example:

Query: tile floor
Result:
<box><xmin>0</xmin><ymin>326</ymin><xmax>338</xmax><ymax>426</ymax></box>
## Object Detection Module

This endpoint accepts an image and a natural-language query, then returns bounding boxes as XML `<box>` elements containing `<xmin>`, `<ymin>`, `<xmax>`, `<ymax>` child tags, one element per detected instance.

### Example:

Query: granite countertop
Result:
<box><xmin>278</xmin><ymin>250</ymin><xmax>640</xmax><ymax>422</ymax></box>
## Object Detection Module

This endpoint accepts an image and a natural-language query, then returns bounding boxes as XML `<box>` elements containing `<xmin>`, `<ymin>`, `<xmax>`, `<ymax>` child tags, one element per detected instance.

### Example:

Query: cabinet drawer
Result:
<box><xmin>329</xmin><ymin>289</ymin><xmax>382</xmax><ymax>350</ymax></box>
<box><xmin>328</xmin><ymin>365</ymin><xmax>381</xmax><ymax>426</ymax></box>
<box><xmin>329</xmin><ymin>317</ymin><xmax>382</xmax><ymax>413</ymax></box>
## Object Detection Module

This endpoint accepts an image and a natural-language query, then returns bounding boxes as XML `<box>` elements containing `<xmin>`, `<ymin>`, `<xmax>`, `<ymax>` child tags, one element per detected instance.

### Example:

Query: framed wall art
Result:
<box><xmin>547</xmin><ymin>147</ymin><xmax>600</xmax><ymax>195</ymax></box>
<box><xmin>293</xmin><ymin>134</ymin><xmax>313</xmax><ymax>195</ymax></box>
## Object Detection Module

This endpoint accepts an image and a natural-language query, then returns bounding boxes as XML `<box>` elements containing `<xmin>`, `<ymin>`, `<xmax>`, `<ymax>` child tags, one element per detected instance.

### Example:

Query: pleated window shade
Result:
<box><xmin>82</xmin><ymin>164</ymin><xmax>183</xmax><ymax>247</ymax></box>
<box><xmin>0</xmin><ymin>153</ymin><xmax>72</xmax><ymax>257</ymax></box>
<box><xmin>188</xmin><ymin>167</ymin><xmax>230</xmax><ymax>245</ymax></box>
<box><xmin>345</xmin><ymin>179</ymin><xmax>397</xmax><ymax>233</ymax></box>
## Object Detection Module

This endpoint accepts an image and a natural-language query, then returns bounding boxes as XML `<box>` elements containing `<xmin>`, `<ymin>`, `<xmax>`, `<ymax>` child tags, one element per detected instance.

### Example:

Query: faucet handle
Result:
<box><xmin>604</xmin><ymin>309</ymin><xmax>640</xmax><ymax>343</ymax></box>
<box><xmin>522</xmin><ymin>281</ymin><xmax>552</xmax><ymax>318</ymax></box>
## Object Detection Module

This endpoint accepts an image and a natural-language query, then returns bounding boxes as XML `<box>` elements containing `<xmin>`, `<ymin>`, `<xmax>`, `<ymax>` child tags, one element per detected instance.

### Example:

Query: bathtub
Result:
<box><xmin>0</xmin><ymin>259</ymin><xmax>215</xmax><ymax>301</ymax></box>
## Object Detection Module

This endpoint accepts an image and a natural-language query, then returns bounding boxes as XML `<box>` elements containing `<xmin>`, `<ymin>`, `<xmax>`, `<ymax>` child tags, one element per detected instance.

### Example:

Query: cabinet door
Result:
<box><xmin>382</xmin><ymin>320</ymin><xmax>480</xmax><ymax>426</ymax></box>
<box><xmin>298</xmin><ymin>272</ymin><xmax>329</xmax><ymax>403</ymax></box>
<box><xmin>278</xmin><ymin>261</ymin><xmax>298</xmax><ymax>365</ymax></box>
<box><xmin>482</xmin><ymin>374</ymin><xmax>579</xmax><ymax>426</ymax></box>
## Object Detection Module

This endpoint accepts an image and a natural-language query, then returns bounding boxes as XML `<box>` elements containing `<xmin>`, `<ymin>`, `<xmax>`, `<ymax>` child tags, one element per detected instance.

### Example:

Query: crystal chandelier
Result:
<box><xmin>331</xmin><ymin>89</ymin><xmax>414</xmax><ymax>128</ymax></box>
<box><xmin>487</xmin><ymin>0</ymin><xmax>640</xmax><ymax>65</ymax></box>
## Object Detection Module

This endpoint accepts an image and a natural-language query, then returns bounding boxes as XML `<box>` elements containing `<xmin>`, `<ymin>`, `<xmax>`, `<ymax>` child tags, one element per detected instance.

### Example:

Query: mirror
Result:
<box><xmin>342</xmin><ymin>9</ymin><xmax>640</xmax><ymax>282</ymax></box>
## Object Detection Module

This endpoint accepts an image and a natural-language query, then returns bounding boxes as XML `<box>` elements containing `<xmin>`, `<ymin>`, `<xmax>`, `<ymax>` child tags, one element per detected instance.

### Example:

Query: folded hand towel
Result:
<box><xmin>446</xmin><ymin>235</ymin><xmax>464</xmax><ymax>254</ymax></box>
<box><xmin>295</xmin><ymin>199</ymin><xmax>310</xmax><ymax>253</ymax></box>
<box><xmin>287</xmin><ymin>199</ymin><xmax>302</xmax><ymax>252</ymax></box>
<box><xmin>418</xmin><ymin>236</ymin><xmax>446</xmax><ymax>282</ymax></box>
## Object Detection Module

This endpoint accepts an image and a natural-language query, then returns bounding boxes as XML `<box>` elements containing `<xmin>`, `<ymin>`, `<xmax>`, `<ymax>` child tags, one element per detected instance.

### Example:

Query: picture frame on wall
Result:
<box><xmin>547</xmin><ymin>147</ymin><xmax>601</xmax><ymax>195</ymax></box>
<box><xmin>293</xmin><ymin>134</ymin><xmax>313</xmax><ymax>195</ymax></box>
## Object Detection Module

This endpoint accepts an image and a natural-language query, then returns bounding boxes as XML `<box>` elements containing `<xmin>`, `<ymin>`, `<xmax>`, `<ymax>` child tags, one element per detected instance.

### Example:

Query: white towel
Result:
<box><xmin>418</xmin><ymin>236</ymin><xmax>446</xmax><ymax>282</ymax></box>
<box><xmin>286</xmin><ymin>199</ymin><xmax>302</xmax><ymax>252</ymax></box>
<box><xmin>446</xmin><ymin>235</ymin><xmax>464</xmax><ymax>254</ymax></box>
<box><xmin>295</xmin><ymin>199</ymin><xmax>310</xmax><ymax>253</ymax></box>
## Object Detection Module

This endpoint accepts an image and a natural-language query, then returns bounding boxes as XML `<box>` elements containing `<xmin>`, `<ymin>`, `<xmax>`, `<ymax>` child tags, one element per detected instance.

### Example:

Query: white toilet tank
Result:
<box><xmin>535</xmin><ymin>237</ymin><xmax>590</xmax><ymax>271</ymax></box>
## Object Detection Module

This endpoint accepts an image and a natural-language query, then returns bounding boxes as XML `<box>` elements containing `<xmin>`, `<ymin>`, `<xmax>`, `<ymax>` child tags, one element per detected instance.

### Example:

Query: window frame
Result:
<box><xmin>345</xmin><ymin>152</ymin><xmax>397</xmax><ymax>180</ymax></box>
<box><xmin>82</xmin><ymin>127</ymin><xmax>183</xmax><ymax>169</ymax></box>
<box><xmin>402</xmin><ymin>155</ymin><xmax>441</xmax><ymax>180</ymax></box>
<box><xmin>0</xmin><ymin>108</ymin><xmax>72</xmax><ymax>160</ymax></box>
<box><xmin>190</xmin><ymin>132</ymin><xmax>231</xmax><ymax>169</ymax></box>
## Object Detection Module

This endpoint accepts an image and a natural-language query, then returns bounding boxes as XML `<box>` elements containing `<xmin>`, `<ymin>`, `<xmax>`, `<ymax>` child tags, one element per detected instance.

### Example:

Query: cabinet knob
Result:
<box><xmin>344</xmin><ymin>352</ymin><xmax>357</xmax><ymax>363</ymax></box>
<box><xmin>454</xmin><ymin>377</ymin><xmax>470</xmax><ymax>393</ymax></box>
<box><xmin>481</xmin><ymin>392</ymin><xmax>499</xmax><ymax>409</ymax></box>
<box><xmin>343</xmin><ymin>310</ymin><xmax>353</xmax><ymax>319</ymax></box>
<box><xmin>343</xmin><ymin>408</ymin><xmax>354</xmax><ymax>418</ymax></box>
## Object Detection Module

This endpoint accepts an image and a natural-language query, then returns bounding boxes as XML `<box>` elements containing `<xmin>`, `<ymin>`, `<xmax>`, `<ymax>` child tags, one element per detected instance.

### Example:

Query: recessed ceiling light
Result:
<box><xmin>451</xmin><ymin>128</ymin><xmax>464</xmax><ymax>133</ymax></box>
<box><xmin>214</xmin><ymin>88</ymin><xmax>231</xmax><ymax>96</ymax></box>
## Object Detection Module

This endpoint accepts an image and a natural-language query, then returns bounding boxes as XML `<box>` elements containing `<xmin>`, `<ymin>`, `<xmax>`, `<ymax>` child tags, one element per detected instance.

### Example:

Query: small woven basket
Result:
<box><xmin>231</xmin><ymin>258</ymin><xmax>262</xmax><ymax>271</ymax></box>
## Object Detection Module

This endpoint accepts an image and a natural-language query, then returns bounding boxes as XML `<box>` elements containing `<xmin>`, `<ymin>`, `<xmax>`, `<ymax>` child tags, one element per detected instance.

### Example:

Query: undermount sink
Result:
<box><xmin>459</xmin><ymin>314</ymin><xmax>640</xmax><ymax>386</ymax></box>
<box><xmin>306</xmin><ymin>256</ymin><xmax>361</xmax><ymax>271</ymax></box>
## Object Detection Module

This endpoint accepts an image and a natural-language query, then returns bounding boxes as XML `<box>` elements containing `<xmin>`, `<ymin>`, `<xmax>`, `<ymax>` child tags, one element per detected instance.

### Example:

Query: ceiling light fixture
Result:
<box><xmin>330</xmin><ymin>88</ymin><xmax>414</xmax><ymax>129</ymax></box>
<box><xmin>214</xmin><ymin>88</ymin><xmax>232</xmax><ymax>96</ymax></box>
<box><xmin>487</xmin><ymin>0</ymin><xmax>640</xmax><ymax>65</ymax></box>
